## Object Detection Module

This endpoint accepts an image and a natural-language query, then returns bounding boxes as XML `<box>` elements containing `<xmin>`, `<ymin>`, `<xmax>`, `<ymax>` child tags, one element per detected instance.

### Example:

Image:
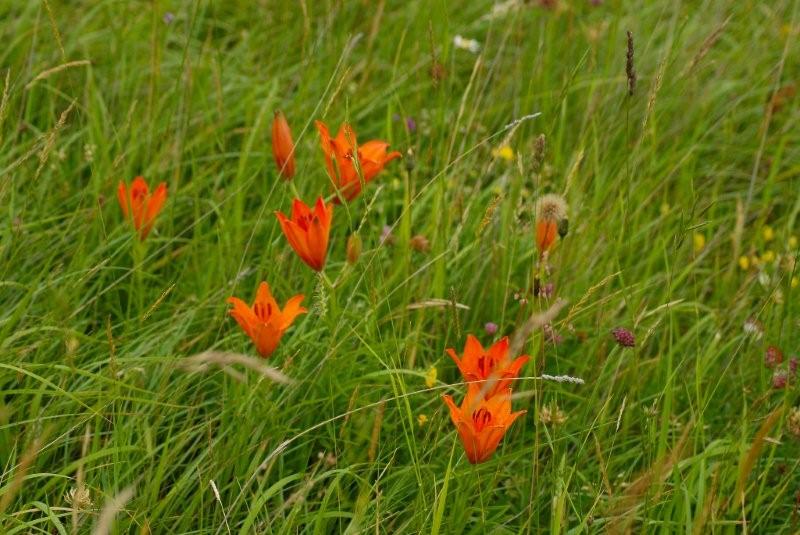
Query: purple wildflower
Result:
<box><xmin>541</xmin><ymin>282</ymin><xmax>555</xmax><ymax>299</ymax></box>
<box><xmin>772</xmin><ymin>371</ymin><xmax>788</xmax><ymax>390</ymax></box>
<box><xmin>484</xmin><ymin>322</ymin><xmax>498</xmax><ymax>336</ymax></box>
<box><xmin>611</xmin><ymin>327</ymin><xmax>635</xmax><ymax>348</ymax></box>
<box><xmin>765</xmin><ymin>345</ymin><xmax>783</xmax><ymax>368</ymax></box>
<box><xmin>543</xmin><ymin>324</ymin><xmax>563</xmax><ymax>345</ymax></box>
<box><xmin>380</xmin><ymin>225</ymin><xmax>395</xmax><ymax>246</ymax></box>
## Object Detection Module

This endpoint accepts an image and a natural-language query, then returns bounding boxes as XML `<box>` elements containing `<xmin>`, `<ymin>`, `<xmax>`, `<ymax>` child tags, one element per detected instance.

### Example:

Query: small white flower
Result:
<box><xmin>453</xmin><ymin>35</ymin><xmax>481</xmax><ymax>54</ymax></box>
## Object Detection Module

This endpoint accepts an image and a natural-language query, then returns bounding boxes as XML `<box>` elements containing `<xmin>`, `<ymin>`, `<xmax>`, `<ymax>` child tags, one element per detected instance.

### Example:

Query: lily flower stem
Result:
<box><xmin>130</xmin><ymin>238</ymin><xmax>145</xmax><ymax>317</ymax></box>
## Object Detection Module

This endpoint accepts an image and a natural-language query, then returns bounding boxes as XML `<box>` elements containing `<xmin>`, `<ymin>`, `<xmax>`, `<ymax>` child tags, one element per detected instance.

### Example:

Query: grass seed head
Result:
<box><xmin>626</xmin><ymin>30</ymin><xmax>636</xmax><ymax>96</ymax></box>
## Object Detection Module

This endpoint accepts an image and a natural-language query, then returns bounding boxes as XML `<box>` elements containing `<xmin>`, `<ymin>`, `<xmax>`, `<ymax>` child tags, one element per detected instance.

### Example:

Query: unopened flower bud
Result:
<box><xmin>410</xmin><ymin>234</ymin><xmax>430</xmax><ymax>253</ymax></box>
<box><xmin>346</xmin><ymin>234</ymin><xmax>362</xmax><ymax>265</ymax></box>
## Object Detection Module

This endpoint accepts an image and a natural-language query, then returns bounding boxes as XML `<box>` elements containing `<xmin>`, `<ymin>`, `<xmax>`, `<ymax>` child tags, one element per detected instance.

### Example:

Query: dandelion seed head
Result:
<box><xmin>535</xmin><ymin>193</ymin><xmax>568</xmax><ymax>223</ymax></box>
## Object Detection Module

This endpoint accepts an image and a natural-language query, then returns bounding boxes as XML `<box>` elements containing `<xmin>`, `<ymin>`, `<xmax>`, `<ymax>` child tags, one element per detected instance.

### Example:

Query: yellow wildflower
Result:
<box><xmin>424</xmin><ymin>365</ymin><xmax>437</xmax><ymax>388</ymax></box>
<box><xmin>491</xmin><ymin>145</ymin><xmax>514</xmax><ymax>162</ymax></box>
<box><xmin>762</xmin><ymin>226</ymin><xmax>775</xmax><ymax>242</ymax></box>
<box><xmin>738</xmin><ymin>256</ymin><xmax>750</xmax><ymax>270</ymax></box>
<box><xmin>792</xmin><ymin>277</ymin><xmax>799</xmax><ymax>289</ymax></box>
<box><xmin>761</xmin><ymin>250</ymin><xmax>776</xmax><ymax>264</ymax></box>
<box><xmin>417</xmin><ymin>414</ymin><xmax>428</xmax><ymax>427</ymax></box>
<box><xmin>789</xmin><ymin>235</ymin><xmax>798</xmax><ymax>249</ymax></box>
<box><xmin>693</xmin><ymin>233</ymin><xmax>706</xmax><ymax>252</ymax></box>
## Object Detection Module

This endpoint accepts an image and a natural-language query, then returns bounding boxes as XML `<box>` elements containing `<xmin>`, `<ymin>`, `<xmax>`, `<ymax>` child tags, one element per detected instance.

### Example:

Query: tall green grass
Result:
<box><xmin>1</xmin><ymin>0</ymin><xmax>799</xmax><ymax>532</ymax></box>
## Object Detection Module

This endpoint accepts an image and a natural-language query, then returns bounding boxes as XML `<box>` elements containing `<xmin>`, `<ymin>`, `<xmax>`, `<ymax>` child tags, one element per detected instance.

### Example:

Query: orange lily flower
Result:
<box><xmin>227</xmin><ymin>282</ymin><xmax>307</xmax><ymax>358</ymax></box>
<box><xmin>442</xmin><ymin>386</ymin><xmax>526</xmax><ymax>464</ymax></box>
<box><xmin>535</xmin><ymin>220</ymin><xmax>558</xmax><ymax>253</ymax></box>
<box><xmin>117</xmin><ymin>176</ymin><xmax>167</xmax><ymax>240</ymax></box>
<box><xmin>275</xmin><ymin>197</ymin><xmax>333</xmax><ymax>271</ymax></box>
<box><xmin>272</xmin><ymin>110</ymin><xmax>295</xmax><ymax>179</ymax></box>
<box><xmin>315</xmin><ymin>120</ymin><xmax>401</xmax><ymax>201</ymax></box>
<box><xmin>446</xmin><ymin>335</ymin><xmax>529</xmax><ymax>397</ymax></box>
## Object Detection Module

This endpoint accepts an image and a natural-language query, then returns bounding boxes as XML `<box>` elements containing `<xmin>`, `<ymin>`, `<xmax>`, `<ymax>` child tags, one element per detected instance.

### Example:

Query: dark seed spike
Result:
<box><xmin>626</xmin><ymin>30</ymin><xmax>637</xmax><ymax>97</ymax></box>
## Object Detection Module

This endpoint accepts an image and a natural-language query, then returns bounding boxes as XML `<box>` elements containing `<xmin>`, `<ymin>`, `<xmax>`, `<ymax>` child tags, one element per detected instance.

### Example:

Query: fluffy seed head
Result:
<box><xmin>535</xmin><ymin>193</ymin><xmax>568</xmax><ymax>223</ymax></box>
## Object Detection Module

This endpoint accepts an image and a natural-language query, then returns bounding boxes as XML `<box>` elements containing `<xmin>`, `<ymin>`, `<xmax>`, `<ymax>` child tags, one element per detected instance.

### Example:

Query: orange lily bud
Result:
<box><xmin>346</xmin><ymin>233</ymin><xmax>362</xmax><ymax>265</ymax></box>
<box><xmin>116</xmin><ymin>176</ymin><xmax>167</xmax><ymax>240</ymax></box>
<box><xmin>534</xmin><ymin>193</ymin><xmax>568</xmax><ymax>254</ymax></box>
<box><xmin>275</xmin><ymin>197</ymin><xmax>333</xmax><ymax>271</ymax></box>
<box><xmin>315</xmin><ymin>120</ymin><xmax>401</xmax><ymax>202</ymax></box>
<box><xmin>446</xmin><ymin>335</ymin><xmax>529</xmax><ymax>398</ymax></box>
<box><xmin>227</xmin><ymin>282</ymin><xmax>306</xmax><ymax>358</ymax></box>
<box><xmin>442</xmin><ymin>386</ymin><xmax>525</xmax><ymax>464</ymax></box>
<box><xmin>272</xmin><ymin>111</ymin><xmax>295</xmax><ymax>180</ymax></box>
<box><xmin>535</xmin><ymin>220</ymin><xmax>558</xmax><ymax>253</ymax></box>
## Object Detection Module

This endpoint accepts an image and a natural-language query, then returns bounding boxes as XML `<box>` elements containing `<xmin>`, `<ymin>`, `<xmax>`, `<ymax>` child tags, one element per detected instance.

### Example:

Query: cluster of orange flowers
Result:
<box><xmin>442</xmin><ymin>335</ymin><xmax>530</xmax><ymax>463</ymax></box>
<box><xmin>116</xmin><ymin>111</ymin><xmax>400</xmax><ymax>358</ymax></box>
<box><xmin>115</xmin><ymin>112</ymin><xmax>554</xmax><ymax>466</ymax></box>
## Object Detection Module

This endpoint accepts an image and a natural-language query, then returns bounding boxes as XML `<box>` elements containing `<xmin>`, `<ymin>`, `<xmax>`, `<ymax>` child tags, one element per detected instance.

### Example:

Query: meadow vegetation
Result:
<box><xmin>1</xmin><ymin>0</ymin><xmax>799</xmax><ymax>532</ymax></box>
